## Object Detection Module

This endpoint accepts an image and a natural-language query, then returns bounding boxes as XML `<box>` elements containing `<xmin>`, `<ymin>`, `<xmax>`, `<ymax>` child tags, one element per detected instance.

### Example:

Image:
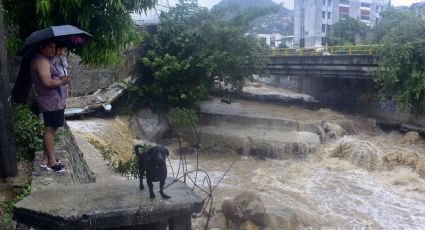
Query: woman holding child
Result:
<box><xmin>31</xmin><ymin>39</ymin><xmax>70</xmax><ymax>172</ymax></box>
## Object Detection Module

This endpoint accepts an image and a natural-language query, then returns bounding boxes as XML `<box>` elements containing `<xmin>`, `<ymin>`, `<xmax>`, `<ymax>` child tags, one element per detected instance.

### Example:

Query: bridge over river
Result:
<box><xmin>268</xmin><ymin>45</ymin><xmax>379</xmax><ymax>79</ymax></box>
<box><xmin>261</xmin><ymin>45</ymin><xmax>379</xmax><ymax>109</ymax></box>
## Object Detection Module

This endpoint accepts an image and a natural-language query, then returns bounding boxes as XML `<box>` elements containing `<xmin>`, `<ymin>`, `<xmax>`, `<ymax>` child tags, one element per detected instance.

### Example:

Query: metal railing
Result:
<box><xmin>271</xmin><ymin>45</ymin><xmax>380</xmax><ymax>56</ymax></box>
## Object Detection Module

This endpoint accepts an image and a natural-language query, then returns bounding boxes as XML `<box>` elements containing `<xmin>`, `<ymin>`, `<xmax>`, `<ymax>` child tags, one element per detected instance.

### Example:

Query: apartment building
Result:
<box><xmin>294</xmin><ymin>0</ymin><xmax>390</xmax><ymax>48</ymax></box>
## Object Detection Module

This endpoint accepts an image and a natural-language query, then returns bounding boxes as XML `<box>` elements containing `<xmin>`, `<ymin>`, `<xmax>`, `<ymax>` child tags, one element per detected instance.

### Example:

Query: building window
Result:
<box><xmin>321</xmin><ymin>37</ymin><xmax>329</xmax><ymax>46</ymax></box>
<box><xmin>323</xmin><ymin>11</ymin><xmax>326</xmax><ymax>19</ymax></box>
<box><xmin>270</xmin><ymin>37</ymin><xmax>276</xmax><ymax>47</ymax></box>
<box><xmin>340</xmin><ymin>12</ymin><xmax>349</xmax><ymax>19</ymax></box>
<box><xmin>361</xmin><ymin>2</ymin><xmax>371</xmax><ymax>8</ymax></box>
<box><xmin>361</xmin><ymin>10</ymin><xmax>370</xmax><ymax>16</ymax></box>
<box><xmin>322</xmin><ymin>24</ymin><xmax>331</xmax><ymax>34</ymax></box>
<box><xmin>328</xmin><ymin>0</ymin><xmax>332</xmax><ymax>7</ymax></box>
<box><xmin>323</xmin><ymin>0</ymin><xmax>326</xmax><ymax>6</ymax></box>
<box><xmin>328</xmin><ymin>12</ymin><xmax>331</xmax><ymax>19</ymax></box>
<box><xmin>339</xmin><ymin>6</ymin><xmax>349</xmax><ymax>13</ymax></box>
<box><xmin>361</xmin><ymin>15</ymin><xmax>370</xmax><ymax>20</ymax></box>
<box><xmin>340</xmin><ymin>0</ymin><xmax>350</xmax><ymax>5</ymax></box>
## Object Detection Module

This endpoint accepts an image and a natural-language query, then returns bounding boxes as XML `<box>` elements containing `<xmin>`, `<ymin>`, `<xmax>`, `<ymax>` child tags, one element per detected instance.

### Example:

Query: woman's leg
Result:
<box><xmin>43</xmin><ymin>126</ymin><xmax>58</xmax><ymax>167</ymax></box>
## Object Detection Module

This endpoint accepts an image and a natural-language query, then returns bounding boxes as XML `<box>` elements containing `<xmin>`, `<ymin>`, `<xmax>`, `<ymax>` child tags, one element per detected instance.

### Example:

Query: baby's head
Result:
<box><xmin>56</xmin><ymin>46</ymin><xmax>68</xmax><ymax>56</ymax></box>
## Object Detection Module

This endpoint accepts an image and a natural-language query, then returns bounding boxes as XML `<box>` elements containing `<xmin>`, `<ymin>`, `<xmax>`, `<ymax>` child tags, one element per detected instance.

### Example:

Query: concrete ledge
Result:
<box><xmin>14</xmin><ymin>179</ymin><xmax>203</xmax><ymax>229</ymax></box>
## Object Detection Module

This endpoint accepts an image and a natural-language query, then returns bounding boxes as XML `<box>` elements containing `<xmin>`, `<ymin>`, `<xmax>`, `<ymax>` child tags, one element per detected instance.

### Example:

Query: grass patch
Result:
<box><xmin>0</xmin><ymin>185</ymin><xmax>31</xmax><ymax>228</ymax></box>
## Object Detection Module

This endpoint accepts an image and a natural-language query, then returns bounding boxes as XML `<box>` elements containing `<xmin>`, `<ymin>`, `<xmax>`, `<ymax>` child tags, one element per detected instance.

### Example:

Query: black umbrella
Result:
<box><xmin>16</xmin><ymin>25</ymin><xmax>93</xmax><ymax>56</ymax></box>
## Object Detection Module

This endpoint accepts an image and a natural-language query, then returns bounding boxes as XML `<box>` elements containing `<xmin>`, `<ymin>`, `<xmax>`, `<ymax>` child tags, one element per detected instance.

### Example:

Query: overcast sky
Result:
<box><xmin>147</xmin><ymin>0</ymin><xmax>293</xmax><ymax>10</ymax></box>
<box><xmin>155</xmin><ymin>0</ymin><xmax>422</xmax><ymax>10</ymax></box>
<box><xmin>133</xmin><ymin>0</ymin><xmax>423</xmax><ymax>21</ymax></box>
<box><xmin>391</xmin><ymin>0</ymin><xmax>423</xmax><ymax>6</ymax></box>
<box><xmin>197</xmin><ymin>0</ymin><xmax>293</xmax><ymax>9</ymax></box>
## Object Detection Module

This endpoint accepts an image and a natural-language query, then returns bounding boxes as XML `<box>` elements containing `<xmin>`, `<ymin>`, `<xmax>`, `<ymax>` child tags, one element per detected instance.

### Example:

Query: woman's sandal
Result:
<box><xmin>39</xmin><ymin>159</ymin><xmax>61</xmax><ymax>168</ymax></box>
<box><xmin>46</xmin><ymin>163</ymin><xmax>68</xmax><ymax>173</ymax></box>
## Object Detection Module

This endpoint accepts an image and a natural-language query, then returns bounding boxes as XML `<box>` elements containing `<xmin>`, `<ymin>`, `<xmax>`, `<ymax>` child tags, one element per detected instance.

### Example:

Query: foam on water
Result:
<box><xmin>305</xmin><ymin>169</ymin><xmax>425</xmax><ymax>228</ymax></box>
<box><xmin>67</xmin><ymin>107</ymin><xmax>425</xmax><ymax>228</ymax></box>
<box><xmin>175</xmin><ymin>153</ymin><xmax>425</xmax><ymax>228</ymax></box>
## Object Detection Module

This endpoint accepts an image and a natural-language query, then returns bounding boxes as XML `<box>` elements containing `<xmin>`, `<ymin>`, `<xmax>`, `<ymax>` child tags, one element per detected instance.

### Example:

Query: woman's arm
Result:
<box><xmin>34</xmin><ymin>58</ymin><xmax>70</xmax><ymax>88</ymax></box>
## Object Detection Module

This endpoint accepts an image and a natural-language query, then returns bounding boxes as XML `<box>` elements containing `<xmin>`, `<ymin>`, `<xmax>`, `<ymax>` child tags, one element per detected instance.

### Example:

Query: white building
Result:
<box><xmin>294</xmin><ymin>0</ymin><xmax>390</xmax><ymax>48</ymax></box>
<box><xmin>257</xmin><ymin>33</ymin><xmax>295</xmax><ymax>48</ymax></box>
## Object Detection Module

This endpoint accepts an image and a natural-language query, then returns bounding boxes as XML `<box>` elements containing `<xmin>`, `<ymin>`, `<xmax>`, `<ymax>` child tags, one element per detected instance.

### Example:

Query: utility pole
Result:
<box><xmin>0</xmin><ymin>0</ymin><xmax>17</xmax><ymax>178</ymax></box>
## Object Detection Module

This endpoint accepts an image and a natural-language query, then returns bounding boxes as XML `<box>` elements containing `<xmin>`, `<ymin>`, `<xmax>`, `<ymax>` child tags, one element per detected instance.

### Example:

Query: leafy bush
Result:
<box><xmin>128</xmin><ymin>0</ymin><xmax>270</xmax><ymax>110</ymax></box>
<box><xmin>0</xmin><ymin>186</ymin><xmax>31</xmax><ymax>228</ymax></box>
<box><xmin>168</xmin><ymin>108</ymin><xmax>198</xmax><ymax>141</ymax></box>
<box><xmin>12</xmin><ymin>105</ymin><xmax>43</xmax><ymax>161</ymax></box>
<box><xmin>373</xmin><ymin>9</ymin><xmax>425</xmax><ymax>110</ymax></box>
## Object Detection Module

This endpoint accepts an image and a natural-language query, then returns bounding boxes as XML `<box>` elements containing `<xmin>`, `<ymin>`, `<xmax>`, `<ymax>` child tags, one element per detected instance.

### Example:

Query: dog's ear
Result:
<box><xmin>134</xmin><ymin>145</ymin><xmax>143</xmax><ymax>158</ymax></box>
<box><xmin>160</xmin><ymin>148</ymin><xmax>169</xmax><ymax>160</ymax></box>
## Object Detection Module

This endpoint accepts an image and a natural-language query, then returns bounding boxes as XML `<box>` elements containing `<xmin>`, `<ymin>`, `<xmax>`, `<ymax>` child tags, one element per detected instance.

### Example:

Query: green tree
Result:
<box><xmin>129</xmin><ymin>0</ymin><xmax>270</xmax><ymax>110</ymax></box>
<box><xmin>373</xmin><ymin>9</ymin><xmax>425</xmax><ymax>110</ymax></box>
<box><xmin>328</xmin><ymin>16</ymin><xmax>369</xmax><ymax>46</ymax></box>
<box><xmin>373</xmin><ymin>9</ymin><xmax>417</xmax><ymax>42</ymax></box>
<box><xmin>2</xmin><ymin>0</ymin><xmax>157</xmax><ymax>66</ymax></box>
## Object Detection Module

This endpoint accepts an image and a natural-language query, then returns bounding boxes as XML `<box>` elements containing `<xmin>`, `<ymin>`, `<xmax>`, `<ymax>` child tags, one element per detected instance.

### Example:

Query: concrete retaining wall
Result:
<box><xmin>63</xmin><ymin>123</ymin><xmax>96</xmax><ymax>183</ymax></box>
<box><xmin>8</xmin><ymin>47</ymin><xmax>143</xmax><ymax>97</ymax></box>
<box><xmin>257</xmin><ymin>74</ymin><xmax>425</xmax><ymax>133</ymax></box>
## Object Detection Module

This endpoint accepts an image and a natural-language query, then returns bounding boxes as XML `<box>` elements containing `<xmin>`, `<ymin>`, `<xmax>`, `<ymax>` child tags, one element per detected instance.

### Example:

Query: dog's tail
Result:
<box><xmin>134</xmin><ymin>144</ymin><xmax>144</xmax><ymax>158</ymax></box>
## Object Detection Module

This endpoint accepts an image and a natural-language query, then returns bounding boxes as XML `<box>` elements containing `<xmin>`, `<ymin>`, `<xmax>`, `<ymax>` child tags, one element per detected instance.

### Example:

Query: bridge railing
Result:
<box><xmin>271</xmin><ymin>45</ymin><xmax>381</xmax><ymax>56</ymax></box>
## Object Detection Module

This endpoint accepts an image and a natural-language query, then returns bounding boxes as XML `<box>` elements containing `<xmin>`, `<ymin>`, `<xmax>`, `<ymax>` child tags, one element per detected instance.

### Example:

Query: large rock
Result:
<box><xmin>233</xmin><ymin>192</ymin><xmax>267</xmax><ymax>227</ymax></box>
<box><xmin>129</xmin><ymin>108</ymin><xmax>169</xmax><ymax>142</ymax></box>
<box><xmin>209</xmin><ymin>213</ymin><xmax>228</xmax><ymax>230</ymax></box>
<box><xmin>222</xmin><ymin>199</ymin><xmax>242</xmax><ymax>220</ymax></box>
<box><xmin>267</xmin><ymin>210</ymin><xmax>309</xmax><ymax>230</ymax></box>
<box><xmin>240</xmin><ymin>220</ymin><xmax>258</xmax><ymax>230</ymax></box>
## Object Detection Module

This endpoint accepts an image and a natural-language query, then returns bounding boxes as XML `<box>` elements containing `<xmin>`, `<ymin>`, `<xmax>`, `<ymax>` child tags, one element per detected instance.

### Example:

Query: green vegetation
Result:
<box><xmin>2</xmin><ymin>0</ymin><xmax>156</xmax><ymax>66</ymax></box>
<box><xmin>115</xmin><ymin>144</ymin><xmax>151</xmax><ymax>179</ymax></box>
<box><xmin>213</xmin><ymin>0</ymin><xmax>293</xmax><ymax>35</ymax></box>
<box><xmin>110</xmin><ymin>109</ymin><xmax>199</xmax><ymax>179</ymax></box>
<box><xmin>0</xmin><ymin>186</ymin><xmax>31</xmax><ymax>228</ymax></box>
<box><xmin>373</xmin><ymin>9</ymin><xmax>425</xmax><ymax>110</ymax></box>
<box><xmin>97</xmin><ymin>144</ymin><xmax>152</xmax><ymax>179</ymax></box>
<box><xmin>11</xmin><ymin>105</ymin><xmax>43</xmax><ymax>162</ymax></box>
<box><xmin>128</xmin><ymin>0</ymin><xmax>270</xmax><ymax>110</ymax></box>
<box><xmin>328</xmin><ymin>17</ymin><xmax>369</xmax><ymax>46</ymax></box>
<box><xmin>168</xmin><ymin>108</ymin><xmax>198</xmax><ymax>142</ymax></box>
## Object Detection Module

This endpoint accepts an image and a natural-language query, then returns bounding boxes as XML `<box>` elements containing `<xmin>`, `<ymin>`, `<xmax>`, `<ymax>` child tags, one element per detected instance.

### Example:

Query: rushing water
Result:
<box><xmin>68</xmin><ymin>102</ymin><xmax>425</xmax><ymax>229</ymax></box>
<box><xmin>164</xmin><ymin>147</ymin><xmax>425</xmax><ymax>228</ymax></box>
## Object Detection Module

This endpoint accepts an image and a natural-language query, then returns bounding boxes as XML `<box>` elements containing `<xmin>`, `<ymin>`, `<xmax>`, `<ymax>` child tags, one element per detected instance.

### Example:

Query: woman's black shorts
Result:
<box><xmin>43</xmin><ymin>109</ymin><xmax>65</xmax><ymax>128</ymax></box>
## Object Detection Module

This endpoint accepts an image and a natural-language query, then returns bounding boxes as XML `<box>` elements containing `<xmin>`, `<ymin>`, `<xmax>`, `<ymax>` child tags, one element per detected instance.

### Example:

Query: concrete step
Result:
<box><xmin>197</xmin><ymin>123</ymin><xmax>321</xmax><ymax>159</ymax></box>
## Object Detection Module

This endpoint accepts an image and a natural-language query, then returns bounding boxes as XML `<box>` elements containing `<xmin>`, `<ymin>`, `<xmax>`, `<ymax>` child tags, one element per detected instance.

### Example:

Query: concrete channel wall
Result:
<box><xmin>8</xmin><ymin>47</ymin><xmax>143</xmax><ymax>97</ymax></box>
<box><xmin>263</xmin><ymin>55</ymin><xmax>425</xmax><ymax>133</ymax></box>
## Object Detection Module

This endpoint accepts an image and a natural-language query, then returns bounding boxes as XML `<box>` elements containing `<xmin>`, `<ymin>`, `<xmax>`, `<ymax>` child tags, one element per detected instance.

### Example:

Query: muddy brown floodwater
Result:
<box><xmin>68</xmin><ymin>101</ymin><xmax>425</xmax><ymax>229</ymax></box>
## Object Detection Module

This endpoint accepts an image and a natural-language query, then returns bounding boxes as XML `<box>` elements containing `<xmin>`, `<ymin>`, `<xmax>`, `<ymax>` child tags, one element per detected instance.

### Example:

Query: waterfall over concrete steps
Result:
<box><xmin>196</xmin><ymin>99</ymin><xmax>344</xmax><ymax>159</ymax></box>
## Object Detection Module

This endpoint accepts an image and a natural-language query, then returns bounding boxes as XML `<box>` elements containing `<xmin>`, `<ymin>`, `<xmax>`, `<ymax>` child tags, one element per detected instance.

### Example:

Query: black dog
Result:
<box><xmin>134</xmin><ymin>145</ymin><xmax>171</xmax><ymax>199</ymax></box>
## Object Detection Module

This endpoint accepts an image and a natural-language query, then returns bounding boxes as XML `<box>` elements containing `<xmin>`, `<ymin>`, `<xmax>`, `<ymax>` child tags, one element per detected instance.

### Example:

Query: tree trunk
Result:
<box><xmin>0</xmin><ymin>0</ymin><xmax>17</xmax><ymax>178</ymax></box>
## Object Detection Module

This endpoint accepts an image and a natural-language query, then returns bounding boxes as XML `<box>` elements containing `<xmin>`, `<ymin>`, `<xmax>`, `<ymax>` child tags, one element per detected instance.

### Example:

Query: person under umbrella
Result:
<box><xmin>32</xmin><ymin>38</ymin><xmax>70</xmax><ymax>172</ymax></box>
<box><xmin>12</xmin><ymin>25</ymin><xmax>92</xmax><ymax>105</ymax></box>
<box><xmin>12</xmin><ymin>25</ymin><xmax>92</xmax><ymax>172</ymax></box>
